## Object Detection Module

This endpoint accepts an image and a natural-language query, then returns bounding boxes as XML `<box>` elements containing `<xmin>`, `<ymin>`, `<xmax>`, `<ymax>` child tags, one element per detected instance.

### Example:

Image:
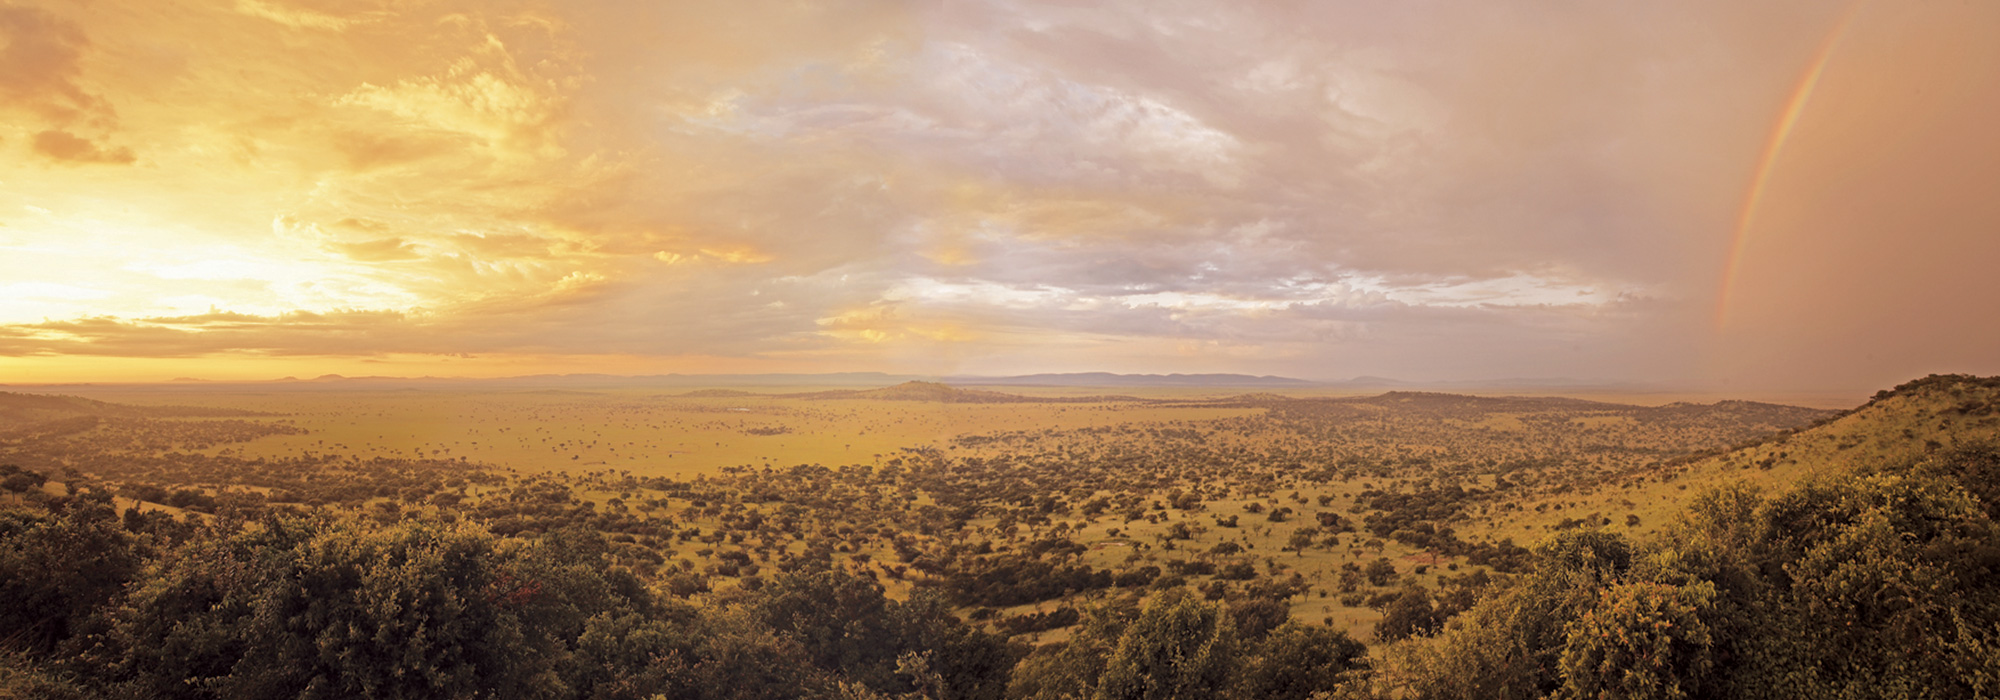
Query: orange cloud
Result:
<box><xmin>0</xmin><ymin>4</ymin><xmax>107</xmax><ymax>126</ymax></box>
<box><xmin>326</xmin><ymin>237</ymin><xmax>420</xmax><ymax>262</ymax></box>
<box><xmin>233</xmin><ymin>0</ymin><xmax>385</xmax><ymax>31</ymax></box>
<box><xmin>0</xmin><ymin>0</ymin><xmax>1993</xmax><ymax>389</ymax></box>
<box><xmin>31</xmin><ymin>129</ymin><xmax>135</xmax><ymax>165</ymax></box>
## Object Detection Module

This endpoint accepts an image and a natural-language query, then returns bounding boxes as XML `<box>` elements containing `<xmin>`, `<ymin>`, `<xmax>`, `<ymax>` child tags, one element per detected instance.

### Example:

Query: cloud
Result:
<box><xmin>31</xmin><ymin>129</ymin><xmax>135</xmax><ymax>165</ymax></box>
<box><xmin>0</xmin><ymin>0</ymin><xmax>1993</xmax><ymax>389</ymax></box>
<box><xmin>0</xmin><ymin>4</ymin><xmax>105</xmax><ymax>125</ymax></box>
<box><xmin>328</xmin><ymin>130</ymin><xmax>456</xmax><ymax>170</ymax></box>
<box><xmin>0</xmin><ymin>310</ymin><xmax>412</xmax><ymax>357</ymax></box>
<box><xmin>326</xmin><ymin>237</ymin><xmax>420</xmax><ymax>262</ymax></box>
<box><xmin>338</xmin><ymin>62</ymin><xmax>563</xmax><ymax>159</ymax></box>
<box><xmin>233</xmin><ymin>0</ymin><xmax>384</xmax><ymax>31</ymax></box>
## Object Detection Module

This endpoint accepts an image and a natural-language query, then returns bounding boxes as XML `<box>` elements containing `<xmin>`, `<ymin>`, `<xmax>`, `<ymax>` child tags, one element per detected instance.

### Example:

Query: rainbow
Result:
<box><xmin>1714</xmin><ymin>2</ymin><xmax>1864</xmax><ymax>330</ymax></box>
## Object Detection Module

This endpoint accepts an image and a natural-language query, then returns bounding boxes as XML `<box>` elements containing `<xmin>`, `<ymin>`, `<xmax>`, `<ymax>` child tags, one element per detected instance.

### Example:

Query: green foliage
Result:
<box><xmin>754</xmin><ymin>568</ymin><xmax>1013</xmax><ymax>700</ymax></box>
<box><xmin>1095</xmin><ymin>589</ymin><xmax>1236</xmax><ymax>700</ymax></box>
<box><xmin>1394</xmin><ymin>529</ymin><xmax>1639</xmax><ymax>700</ymax></box>
<box><xmin>0</xmin><ymin>649</ymin><xmax>91</xmax><ymax>700</ymax></box>
<box><xmin>0</xmin><ymin>485</ymin><xmax>137</xmax><ymax>654</ymax></box>
<box><xmin>0</xmin><ymin>465</ymin><xmax>47</xmax><ymax>494</ymax></box>
<box><xmin>1374</xmin><ymin>586</ymin><xmax>1438</xmax><ymax>643</ymax></box>
<box><xmin>754</xmin><ymin>567</ymin><xmax>898</xmax><ymax>687</ymax></box>
<box><xmin>1233</xmin><ymin>623</ymin><xmax>1366</xmax><ymax>700</ymax></box>
<box><xmin>674</xmin><ymin>609</ymin><xmax>833</xmax><ymax>700</ymax></box>
<box><xmin>1007</xmin><ymin>600</ymin><xmax>1137</xmax><ymax>700</ymax></box>
<box><xmin>1225</xmin><ymin>596</ymin><xmax>1289</xmax><ymax>642</ymax></box>
<box><xmin>1554</xmin><ymin>582</ymin><xmax>1715</xmax><ymax>700</ymax></box>
<box><xmin>880</xmin><ymin>590</ymin><xmax>1018</xmax><ymax>700</ymax></box>
<box><xmin>1879</xmin><ymin>439</ymin><xmax>2000</xmax><ymax>520</ymax></box>
<box><xmin>1361</xmin><ymin>558</ymin><xmax>1397</xmax><ymax>587</ymax></box>
<box><xmin>567</xmin><ymin>609</ymin><xmax>702</xmax><ymax>699</ymax></box>
<box><xmin>1398</xmin><ymin>458</ymin><xmax>2000</xmax><ymax>700</ymax></box>
<box><xmin>102</xmin><ymin>513</ymin><xmax>631</xmax><ymax>699</ymax></box>
<box><xmin>1733</xmin><ymin>474</ymin><xmax>2000</xmax><ymax>698</ymax></box>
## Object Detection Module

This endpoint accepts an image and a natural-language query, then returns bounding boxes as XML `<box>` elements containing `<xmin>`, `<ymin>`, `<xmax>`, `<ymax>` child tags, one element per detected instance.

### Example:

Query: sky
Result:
<box><xmin>1</xmin><ymin>0</ymin><xmax>1996</xmax><ymax>392</ymax></box>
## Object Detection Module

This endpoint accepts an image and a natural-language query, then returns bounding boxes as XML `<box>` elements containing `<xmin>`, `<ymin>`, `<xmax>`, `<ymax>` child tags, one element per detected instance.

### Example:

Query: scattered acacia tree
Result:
<box><xmin>1375</xmin><ymin>585</ymin><xmax>1440</xmax><ymax>642</ymax></box>
<box><xmin>1362</xmin><ymin>558</ymin><xmax>1398</xmax><ymax>587</ymax></box>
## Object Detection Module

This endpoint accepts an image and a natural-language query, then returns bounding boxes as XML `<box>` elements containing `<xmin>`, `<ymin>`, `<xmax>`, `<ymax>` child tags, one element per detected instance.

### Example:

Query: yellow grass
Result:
<box><xmin>70</xmin><ymin>389</ymin><xmax>1257</xmax><ymax>479</ymax></box>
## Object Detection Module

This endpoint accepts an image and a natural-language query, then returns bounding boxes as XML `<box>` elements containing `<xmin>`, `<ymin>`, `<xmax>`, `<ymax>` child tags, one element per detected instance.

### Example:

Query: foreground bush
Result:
<box><xmin>1392</xmin><ymin>444</ymin><xmax>2000</xmax><ymax>700</ymax></box>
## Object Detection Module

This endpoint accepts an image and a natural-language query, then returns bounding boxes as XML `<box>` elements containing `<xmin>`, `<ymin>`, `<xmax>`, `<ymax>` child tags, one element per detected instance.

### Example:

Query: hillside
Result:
<box><xmin>1482</xmin><ymin>373</ymin><xmax>2000</xmax><ymax>540</ymax></box>
<box><xmin>1675</xmin><ymin>373</ymin><xmax>2000</xmax><ymax>480</ymax></box>
<box><xmin>1382</xmin><ymin>377</ymin><xmax>2000</xmax><ymax>698</ymax></box>
<box><xmin>0</xmin><ymin>391</ymin><xmax>266</xmax><ymax>422</ymax></box>
<box><xmin>0</xmin><ymin>392</ymin><xmax>280</xmax><ymax>446</ymax></box>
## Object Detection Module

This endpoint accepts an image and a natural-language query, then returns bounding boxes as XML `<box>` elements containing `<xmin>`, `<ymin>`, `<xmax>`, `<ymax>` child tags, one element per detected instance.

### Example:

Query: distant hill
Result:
<box><xmin>944</xmin><ymin>372</ymin><xmax>1315</xmax><ymax>387</ymax></box>
<box><xmin>1352</xmin><ymin>391</ymin><xmax>1618</xmax><ymax>411</ymax></box>
<box><xmin>785</xmin><ymin>381</ymin><xmax>1021</xmax><ymax>402</ymax></box>
<box><xmin>1243</xmin><ymin>390</ymin><xmax>1839</xmax><ymax>430</ymax></box>
<box><xmin>5</xmin><ymin>371</ymin><xmax>1324</xmax><ymax>392</ymax></box>
<box><xmin>672</xmin><ymin>389</ymin><xmax>762</xmax><ymax>398</ymax></box>
<box><xmin>0</xmin><ymin>392</ymin><xmax>274</xmax><ymax>443</ymax></box>
<box><xmin>778</xmin><ymin>381</ymin><xmax>1142</xmax><ymax>403</ymax></box>
<box><xmin>0</xmin><ymin>392</ymin><xmax>265</xmax><ymax>423</ymax></box>
<box><xmin>6</xmin><ymin>370</ymin><xmax>1711</xmax><ymax>394</ymax></box>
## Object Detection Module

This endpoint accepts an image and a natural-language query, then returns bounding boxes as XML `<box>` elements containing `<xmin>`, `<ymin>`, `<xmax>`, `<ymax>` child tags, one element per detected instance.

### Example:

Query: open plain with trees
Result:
<box><xmin>2</xmin><ymin>374</ymin><xmax>1997</xmax><ymax>698</ymax></box>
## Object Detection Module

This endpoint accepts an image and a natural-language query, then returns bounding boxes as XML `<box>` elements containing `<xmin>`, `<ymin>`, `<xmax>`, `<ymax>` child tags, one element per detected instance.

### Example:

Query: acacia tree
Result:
<box><xmin>103</xmin><ymin>513</ymin><xmax>647</xmax><ymax>699</ymax></box>
<box><xmin>1554</xmin><ymin>581</ymin><xmax>1716</xmax><ymax>700</ymax></box>
<box><xmin>1006</xmin><ymin>599</ymin><xmax>1138</xmax><ymax>700</ymax></box>
<box><xmin>0</xmin><ymin>483</ymin><xmax>136</xmax><ymax>655</ymax></box>
<box><xmin>1095</xmin><ymin>589</ymin><xmax>1236</xmax><ymax>700</ymax></box>
<box><xmin>1234</xmin><ymin>622</ymin><xmax>1367</xmax><ymax>700</ymax></box>
<box><xmin>1375</xmin><ymin>585</ymin><xmax>1439</xmax><ymax>642</ymax></box>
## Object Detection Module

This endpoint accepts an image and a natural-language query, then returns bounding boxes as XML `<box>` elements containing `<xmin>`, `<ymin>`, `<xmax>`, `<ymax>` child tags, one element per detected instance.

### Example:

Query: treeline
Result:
<box><xmin>0</xmin><ymin>471</ymin><xmax>1368</xmax><ymax>699</ymax></box>
<box><xmin>0</xmin><ymin>480</ymin><xmax>1014</xmax><ymax>699</ymax></box>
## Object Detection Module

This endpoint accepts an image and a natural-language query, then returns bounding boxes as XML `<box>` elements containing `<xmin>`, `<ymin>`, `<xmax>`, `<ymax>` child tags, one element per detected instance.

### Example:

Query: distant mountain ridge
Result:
<box><xmin>941</xmin><ymin>372</ymin><xmax>1314</xmax><ymax>387</ymax></box>
<box><xmin>4</xmin><ymin>371</ymin><xmax>1322</xmax><ymax>391</ymax></box>
<box><xmin>782</xmin><ymin>381</ymin><xmax>1054</xmax><ymax>403</ymax></box>
<box><xmin>0</xmin><ymin>371</ymin><xmax>1802</xmax><ymax>399</ymax></box>
<box><xmin>663</xmin><ymin>381</ymin><xmax>1145</xmax><ymax>403</ymax></box>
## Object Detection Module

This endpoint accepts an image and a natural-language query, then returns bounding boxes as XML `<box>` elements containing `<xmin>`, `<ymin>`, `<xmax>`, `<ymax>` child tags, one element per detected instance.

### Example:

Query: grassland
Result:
<box><xmin>40</xmin><ymin>387</ymin><xmax>1254</xmax><ymax>479</ymax></box>
<box><xmin>8</xmin><ymin>375</ymin><xmax>1996</xmax><ymax>700</ymax></box>
<box><xmin>7</xmin><ymin>378</ymin><xmax>1899</xmax><ymax>647</ymax></box>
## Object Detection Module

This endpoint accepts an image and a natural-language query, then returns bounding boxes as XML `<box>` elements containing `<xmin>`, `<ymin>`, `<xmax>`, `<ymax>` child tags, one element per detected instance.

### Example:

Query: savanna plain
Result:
<box><xmin>2</xmin><ymin>375</ymin><xmax>1998</xmax><ymax>699</ymax></box>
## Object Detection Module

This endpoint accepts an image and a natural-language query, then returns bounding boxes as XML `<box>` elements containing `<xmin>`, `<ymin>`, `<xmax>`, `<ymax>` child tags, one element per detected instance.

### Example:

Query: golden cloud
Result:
<box><xmin>31</xmin><ymin>129</ymin><xmax>135</xmax><ymax>165</ymax></box>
